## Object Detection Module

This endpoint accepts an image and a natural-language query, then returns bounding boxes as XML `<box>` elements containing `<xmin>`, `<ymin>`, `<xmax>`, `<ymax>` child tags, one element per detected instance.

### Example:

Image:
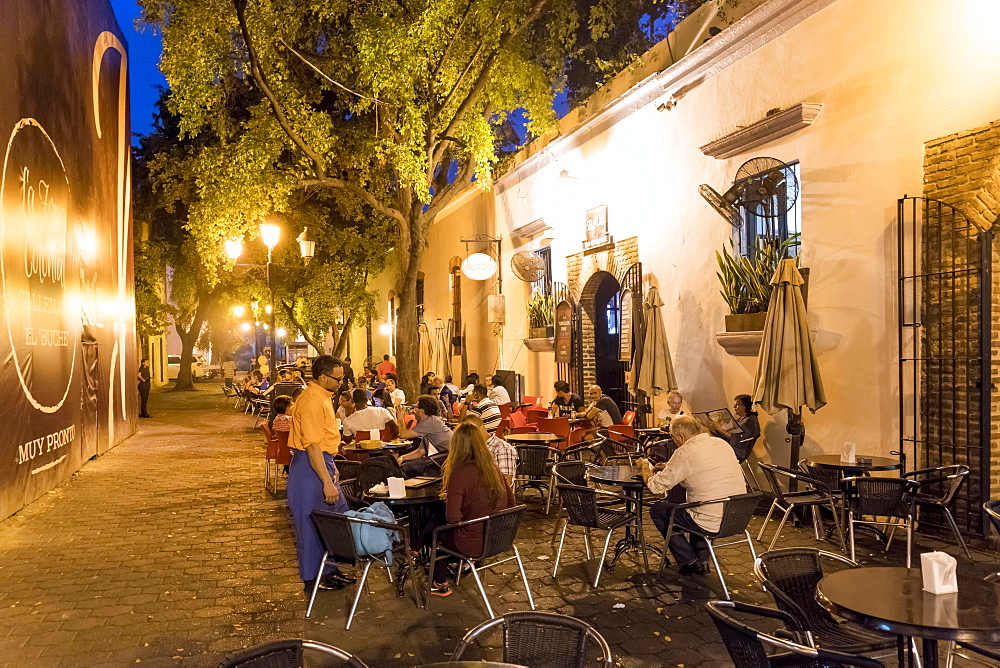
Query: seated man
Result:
<box><xmin>581</xmin><ymin>384</ymin><xmax>623</xmax><ymax>453</ymax></box>
<box><xmin>639</xmin><ymin>416</ymin><xmax>746</xmax><ymax>575</ymax></box>
<box><xmin>385</xmin><ymin>374</ymin><xmax>406</xmax><ymax>406</ymax></box>
<box><xmin>486</xmin><ymin>374</ymin><xmax>511</xmax><ymax>406</ymax></box>
<box><xmin>462</xmin><ymin>413</ymin><xmax>516</xmax><ymax>488</ymax></box>
<box><xmin>428</xmin><ymin>385</ymin><xmax>449</xmax><ymax>419</ymax></box>
<box><xmin>341</xmin><ymin>390</ymin><xmax>397</xmax><ymax>443</ymax></box>
<box><xmin>433</xmin><ymin>375</ymin><xmax>456</xmax><ymax>409</ymax></box>
<box><xmin>459</xmin><ymin>384</ymin><xmax>501</xmax><ymax>434</ymax></box>
<box><xmin>550</xmin><ymin>380</ymin><xmax>584</xmax><ymax>418</ymax></box>
<box><xmin>395</xmin><ymin>395</ymin><xmax>453</xmax><ymax>477</ymax></box>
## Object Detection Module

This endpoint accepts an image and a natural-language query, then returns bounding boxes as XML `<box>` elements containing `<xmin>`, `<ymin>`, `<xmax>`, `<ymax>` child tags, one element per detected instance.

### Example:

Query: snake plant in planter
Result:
<box><xmin>716</xmin><ymin>235</ymin><xmax>800</xmax><ymax>331</ymax></box>
<box><xmin>527</xmin><ymin>291</ymin><xmax>555</xmax><ymax>339</ymax></box>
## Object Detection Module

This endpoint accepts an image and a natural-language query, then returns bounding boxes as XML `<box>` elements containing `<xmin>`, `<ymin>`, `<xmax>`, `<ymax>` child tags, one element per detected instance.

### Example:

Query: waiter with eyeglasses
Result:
<box><xmin>287</xmin><ymin>355</ymin><xmax>356</xmax><ymax>592</ymax></box>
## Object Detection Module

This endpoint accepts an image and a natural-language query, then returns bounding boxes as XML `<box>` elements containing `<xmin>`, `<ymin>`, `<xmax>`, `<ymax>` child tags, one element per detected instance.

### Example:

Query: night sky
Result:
<box><xmin>110</xmin><ymin>0</ymin><xmax>166</xmax><ymax>143</ymax></box>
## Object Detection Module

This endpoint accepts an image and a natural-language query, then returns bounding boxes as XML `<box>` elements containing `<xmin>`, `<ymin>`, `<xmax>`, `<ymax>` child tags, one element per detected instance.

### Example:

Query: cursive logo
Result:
<box><xmin>20</xmin><ymin>167</ymin><xmax>66</xmax><ymax>285</ymax></box>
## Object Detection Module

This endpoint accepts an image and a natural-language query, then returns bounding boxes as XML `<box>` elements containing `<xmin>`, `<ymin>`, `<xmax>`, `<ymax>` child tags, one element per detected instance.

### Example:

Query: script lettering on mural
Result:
<box><xmin>1</xmin><ymin>118</ymin><xmax>79</xmax><ymax>413</ymax></box>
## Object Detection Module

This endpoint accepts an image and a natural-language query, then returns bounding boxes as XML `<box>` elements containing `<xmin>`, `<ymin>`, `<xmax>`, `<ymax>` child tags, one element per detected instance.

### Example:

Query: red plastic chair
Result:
<box><xmin>452</xmin><ymin>402</ymin><xmax>461</xmax><ymax>416</ymax></box>
<box><xmin>525</xmin><ymin>408</ymin><xmax>548</xmax><ymax>425</ymax></box>
<box><xmin>521</xmin><ymin>396</ymin><xmax>542</xmax><ymax>409</ymax></box>
<box><xmin>567</xmin><ymin>427</ymin><xmax>588</xmax><ymax>448</ymax></box>
<box><xmin>404</xmin><ymin>414</ymin><xmax>417</xmax><ymax>429</ymax></box>
<box><xmin>608</xmin><ymin>424</ymin><xmax>636</xmax><ymax>442</ymax></box>
<box><xmin>271</xmin><ymin>431</ymin><xmax>293</xmax><ymax>493</ymax></box>
<box><xmin>509</xmin><ymin>426</ymin><xmax>538</xmax><ymax>434</ymax></box>
<box><xmin>496</xmin><ymin>418</ymin><xmax>510</xmax><ymax>440</ymax></box>
<box><xmin>622</xmin><ymin>410</ymin><xmax>636</xmax><ymax>426</ymax></box>
<box><xmin>509</xmin><ymin>411</ymin><xmax>527</xmax><ymax>428</ymax></box>
<box><xmin>379</xmin><ymin>428</ymin><xmax>395</xmax><ymax>441</ymax></box>
<box><xmin>536</xmin><ymin>417</ymin><xmax>570</xmax><ymax>439</ymax></box>
<box><xmin>262</xmin><ymin>424</ymin><xmax>278</xmax><ymax>490</ymax></box>
<box><xmin>499</xmin><ymin>404</ymin><xmax>512</xmax><ymax>419</ymax></box>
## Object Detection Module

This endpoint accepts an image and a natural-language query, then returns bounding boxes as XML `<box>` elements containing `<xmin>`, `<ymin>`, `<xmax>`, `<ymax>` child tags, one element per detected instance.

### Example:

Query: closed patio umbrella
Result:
<box><xmin>752</xmin><ymin>258</ymin><xmax>825</xmax><ymax>471</ymax></box>
<box><xmin>418</xmin><ymin>323</ymin><xmax>432</xmax><ymax>374</ymax></box>
<box><xmin>436</xmin><ymin>319</ymin><xmax>452</xmax><ymax>380</ymax></box>
<box><xmin>629</xmin><ymin>286</ymin><xmax>678</xmax><ymax>401</ymax></box>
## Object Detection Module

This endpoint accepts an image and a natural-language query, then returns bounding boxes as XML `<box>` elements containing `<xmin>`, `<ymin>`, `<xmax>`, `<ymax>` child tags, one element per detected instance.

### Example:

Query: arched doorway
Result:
<box><xmin>591</xmin><ymin>273</ymin><xmax>625</xmax><ymax>407</ymax></box>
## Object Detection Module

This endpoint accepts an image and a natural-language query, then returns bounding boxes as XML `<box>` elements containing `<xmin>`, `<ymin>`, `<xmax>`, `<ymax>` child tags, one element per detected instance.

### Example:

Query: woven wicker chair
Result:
<box><xmin>338</xmin><ymin>478</ymin><xmax>365</xmax><ymax>511</ymax></box>
<box><xmin>356</xmin><ymin>457</ymin><xmax>403</xmax><ymax>494</ymax></box>
<box><xmin>216</xmin><ymin>639</ymin><xmax>367</xmax><ymax>668</ymax></box>
<box><xmin>514</xmin><ymin>445</ymin><xmax>556</xmax><ymax>510</ymax></box>
<box><xmin>706</xmin><ymin>601</ymin><xmax>885</xmax><ymax>668</ymax></box>
<box><xmin>757</xmin><ymin>464</ymin><xmax>845</xmax><ymax>551</ymax></box>
<box><xmin>656</xmin><ymin>492</ymin><xmax>761</xmax><ymax>600</ymax></box>
<box><xmin>902</xmin><ymin>464</ymin><xmax>971</xmax><ymax>558</ymax></box>
<box><xmin>308</xmin><ymin>510</ymin><xmax>418</xmax><ymax>627</ymax></box>
<box><xmin>335</xmin><ymin>459</ymin><xmax>361</xmax><ymax>482</ymax></box>
<box><xmin>753</xmin><ymin>548</ymin><xmax>895</xmax><ymax>655</ymax></box>
<box><xmin>426</xmin><ymin>505</ymin><xmax>535</xmax><ymax>618</ymax></box>
<box><xmin>451</xmin><ymin>611</ymin><xmax>613</xmax><ymax>667</ymax></box>
<box><xmin>843</xmin><ymin>476</ymin><xmax>918</xmax><ymax>567</ymax></box>
<box><xmin>553</xmin><ymin>484</ymin><xmax>638</xmax><ymax>587</ymax></box>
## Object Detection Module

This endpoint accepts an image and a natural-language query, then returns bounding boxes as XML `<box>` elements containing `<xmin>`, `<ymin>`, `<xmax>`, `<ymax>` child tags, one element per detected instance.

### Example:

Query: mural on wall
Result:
<box><xmin>0</xmin><ymin>0</ymin><xmax>136</xmax><ymax>520</ymax></box>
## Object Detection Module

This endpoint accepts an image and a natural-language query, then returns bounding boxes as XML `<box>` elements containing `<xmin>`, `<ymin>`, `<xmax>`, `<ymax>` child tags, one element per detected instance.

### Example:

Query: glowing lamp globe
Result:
<box><xmin>224</xmin><ymin>238</ymin><xmax>244</xmax><ymax>260</ymax></box>
<box><xmin>259</xmin><ymin>222</ymin><xmax>281</xmax><ymax>249</ymax></box>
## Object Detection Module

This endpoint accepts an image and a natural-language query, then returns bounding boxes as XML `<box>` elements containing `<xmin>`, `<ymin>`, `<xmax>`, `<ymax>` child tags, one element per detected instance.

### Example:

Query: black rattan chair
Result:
<box><xmin>706</xmin><ymin>601</ymin><xmax>885</xmax><ymax>668</ymax></box>
<box><xmin>986</xmin><ymin>499</ymin><xmax>1000</xmax><ymax>538</ymax></box>
<box><xmin>426</xmin><ymin>505</ymin><xmax>536</xmax><ymax>617</ymax></box>
<box><xmin>843</xmin><ymin>476</ymin><xmax>918</xmax><ymax>567</ymax></box>
<box><xmin>338</xmin><ymin>478</ymin><xmax>365</xmax><ymax>511</ymax></box>
<box><xmin>903</xmin><ymin>464</ymin><xmax>971</xmax><ymax>558</ymax></box>
<box><xmin>356</xmin><ymin>457</ymin><xmax>403</xmax><ymax>493</ymax></box>
<box><xmin>656</xmin><ymin>492</ymin><xmax>761</xmax><ymax>600</ymax></box>
<box><xmin>216</xmin><ymin>639</ymin><xmax>367</xmax><ymax>667</ymax></box>
<box><xmin>335</xmin><ymin>459</ymin><xmax>361</xmax><ymax>481</ymax></box>
<box><xmin>553</xmin><ymin>484</ymin><xmax>637</xmax><ymax>587</ymax></box>
<box><xmin>514</xmin><ymin>445</ymin><xmax>556</xmax><ymax>510</ymax></box>
<box><xmin>308</xmin><ymin>510</ymin><xmax>419</xmax><ymax>628</ymax></box>
<box><xmin>451</xmin><ymin>611</ymin><xmax>613</xmax><ymax>667</ymax></box>
<box><xmin>757</xmin><ymin>464</ymin><xmax>845</xmax><ymax>551</ymax></box>
<box><xmin>753</xmin><ymin>548</ymin><xmax>895</xmax><ymax>655</ymax></box>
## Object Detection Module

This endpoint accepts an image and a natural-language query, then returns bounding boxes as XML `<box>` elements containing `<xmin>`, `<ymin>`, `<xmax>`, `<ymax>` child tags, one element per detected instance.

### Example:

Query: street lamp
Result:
<box><xmin>233</xmin><ymin>305</ymin><xmax>245</xmax><ymax>318</ymax></box>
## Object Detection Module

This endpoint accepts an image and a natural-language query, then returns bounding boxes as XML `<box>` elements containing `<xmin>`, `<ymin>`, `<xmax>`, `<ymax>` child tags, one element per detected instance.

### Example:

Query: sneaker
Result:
<box><xmin>677</xmin><ymin>561</ymin><xmax>707</xmax><ymax>576</ymax></box>
<box><xmin>430</xmin><ymin>581</ymin><xmax>453</xmax><ymax>597</ymax></box>
<box><xmin>304</xmin><ymin>578</ymin><xmax>345</xmax><ymax>592</ymax></box>
<box><xmin>322</xmin><ymin>570</ymin><xmax>356</xmax><ymax>586</ymax></box>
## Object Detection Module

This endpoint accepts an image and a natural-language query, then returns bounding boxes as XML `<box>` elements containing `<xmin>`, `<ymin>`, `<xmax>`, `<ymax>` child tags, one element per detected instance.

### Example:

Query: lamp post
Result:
<box><xmin>226</xmin><ymin>223</ymin><xmax>316</xmax><ymax>384</ymax></box>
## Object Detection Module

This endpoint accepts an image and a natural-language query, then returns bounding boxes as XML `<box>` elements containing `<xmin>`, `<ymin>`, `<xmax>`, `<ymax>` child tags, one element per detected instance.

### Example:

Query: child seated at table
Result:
<box><xmin>269</xmin><ymin>395</ymin><xmax>294</xmax><ymax>433</ymax></box>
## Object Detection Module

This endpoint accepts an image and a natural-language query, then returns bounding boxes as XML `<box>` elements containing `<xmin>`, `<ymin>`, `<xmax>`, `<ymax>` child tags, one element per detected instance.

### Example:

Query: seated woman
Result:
<box><xmin>718</xmin><ymin>394</ymin><xmax>760</xmax><ymax>462</ymax></box>
<box><xmin>657</xmin><ymin>390</ymin><xmax>686</xmax><ymax>427</ymax></box>
<box><xmin>426</xmin><ymin>422</ymin><xmax>515</xmax><ymax>597</ymax></box>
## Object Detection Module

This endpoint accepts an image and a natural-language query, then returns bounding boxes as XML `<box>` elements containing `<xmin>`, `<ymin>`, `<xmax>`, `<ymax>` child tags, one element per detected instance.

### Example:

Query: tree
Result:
<box><xmin>140</xmin><ymin>0</ymin><xmax>701</xmax><ymax>394</ymax></box>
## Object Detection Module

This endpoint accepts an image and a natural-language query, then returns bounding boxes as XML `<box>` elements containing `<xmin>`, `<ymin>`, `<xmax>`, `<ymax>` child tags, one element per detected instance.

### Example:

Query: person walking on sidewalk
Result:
<box><xmin>137</xmin><ymin>358</ymin><xmax>152</xmax><ymax>418</ymax></box>
<box><xmin>287</xmin><ymin>355</ymin><xmax>356</xmax><ymax>592</ymax></box>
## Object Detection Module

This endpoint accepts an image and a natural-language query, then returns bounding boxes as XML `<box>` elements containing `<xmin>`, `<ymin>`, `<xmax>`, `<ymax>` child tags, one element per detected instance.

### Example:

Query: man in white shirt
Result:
<box><xmin>486</xmin><ymin>374</ymin><xmax>511</xmax><ymax>406</ymax></box>
<box><xmin>639</xmin><ymin>416</ymin><xmax>746</xmax><ymax>575</ymax></box>
<box><xmin>385</xmin><ymin>374</ymin><xmax>406</xmax><ymax>406</ymax></box>
<box><xmin>342</xmin><ymin>390</ymin><xmax>397</xmax><ymax>442</ymax></box>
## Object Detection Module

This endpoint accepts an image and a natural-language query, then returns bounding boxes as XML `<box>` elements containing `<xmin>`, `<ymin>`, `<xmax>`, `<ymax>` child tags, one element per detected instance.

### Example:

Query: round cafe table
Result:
<box><xmin>804</xmin><ymin>454</ymin><xmax>901</xmax><ymax>473</ymax></box>
<box><xmin>341</xmin><ymin>442</ymin><xmax>410</xmax><ymax>462</ymax></box>
<box><xmin>505</xmin><ymin>432</ymin><xmax>564</xmax><ymax>446</ymax></box>
<box><xmin>817</xmin><ymin>566</ymin><xmax>1000</xmax><ymax>667</ymax></box>
<box><xmin>585</xmin><ymin>465</ymin><xmax>654</xmax><ymax>571</ymax></box>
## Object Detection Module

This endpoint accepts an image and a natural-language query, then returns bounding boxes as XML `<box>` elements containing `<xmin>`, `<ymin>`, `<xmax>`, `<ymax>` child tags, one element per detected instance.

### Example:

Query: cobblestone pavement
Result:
<box><xmin>0</xmin><ymin>384</ymin><xmax>996</xmax><ymax>667</ymax></box>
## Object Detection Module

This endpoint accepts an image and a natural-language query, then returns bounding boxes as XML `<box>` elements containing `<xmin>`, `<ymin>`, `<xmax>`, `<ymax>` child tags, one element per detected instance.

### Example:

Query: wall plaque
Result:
<box><xmin>554</xmin><ymin>301</ymin><xmax>573</xmax><ymax>364</ymax></box>
<box><xmin>619</xmin><ymin>289</ymin><xmax>633</xmax><ymax>361</ymax></box>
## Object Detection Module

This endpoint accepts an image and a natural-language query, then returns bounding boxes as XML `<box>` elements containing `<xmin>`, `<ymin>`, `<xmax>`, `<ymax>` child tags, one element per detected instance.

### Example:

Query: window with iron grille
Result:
<box><xmin>734</xmin><ymin>161</ymin><xmax>801</xmax><ymax>260</ymax></box>
<box><xmin>450</xmin><ymin>267</ymin><xmax>462</xmax><ymax>354</ymax></box>
<box><xmin>532</xmin><ymin>246</ymin><xmax>553</xmax><ymax>296</ymax></box>
<box><xmin>415</xmin><ymin>273</ymin><xmax>425</xmax><ymax>324</ymax></box>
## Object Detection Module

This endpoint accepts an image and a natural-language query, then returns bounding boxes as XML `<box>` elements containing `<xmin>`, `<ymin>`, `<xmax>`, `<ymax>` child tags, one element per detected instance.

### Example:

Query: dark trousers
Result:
<box><xmin>649</xmin><ymin>501</ymin><xmax>710</xmax><ymax>566</ymax></box>
<box><xmin>287</xmin><ymin>451</ymin><xmax>349</xmax><ymax>581</ymax></box>
<box><xmin>402</xmin><ymin>457</ymin><xmax>439</xmax><ymax>478</ymax></box>
<box><xmin>138</xmin><ymin>383</ymin><xmax>150</xmax><ymax>416</ymax></box>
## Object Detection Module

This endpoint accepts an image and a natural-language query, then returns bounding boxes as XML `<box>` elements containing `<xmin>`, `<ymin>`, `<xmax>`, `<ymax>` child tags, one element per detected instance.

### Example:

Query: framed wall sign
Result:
<box><xmin>583</xmin><ymin>205</ymin><xmax>612</xmax><ymax>250</ymax></box>
<box><xmin>555</xmin><ymin>301</ymin><xmax>573</xmax><ymax>364</ymax></box>
<box><xmin>619</xmin><ymin>289</ymin><xmax>633</xmax><ymax>361</ymax></box>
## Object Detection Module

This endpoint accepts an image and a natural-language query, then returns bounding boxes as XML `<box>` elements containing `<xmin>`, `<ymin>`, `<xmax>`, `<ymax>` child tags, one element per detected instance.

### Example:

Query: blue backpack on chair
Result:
<box><xmin>344</xmin><ymin>502</ymin><xmax>400</xmax><ymax>564</ymax></box>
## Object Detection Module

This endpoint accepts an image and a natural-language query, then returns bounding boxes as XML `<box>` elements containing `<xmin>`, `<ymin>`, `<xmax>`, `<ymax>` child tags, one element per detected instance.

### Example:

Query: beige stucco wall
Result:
<box><xmin>416</xmin><ymin>0</ymin><xmax>1000</xmax><ymax>466</ymax></box>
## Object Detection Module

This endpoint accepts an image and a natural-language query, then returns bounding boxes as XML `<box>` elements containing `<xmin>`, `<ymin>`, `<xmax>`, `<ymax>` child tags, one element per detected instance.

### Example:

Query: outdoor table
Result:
<box><xmin>585</xmin><ymin>465</ymin><xmax>655</xmax><ymax>571</ymax></box>
<box><xmin>506</xmin><ymin>432</ymin><xmax>564</xmax><ymax>446</ymax></box>
<box><xmin>804</xmin><ymin>454</ymin><xmax>901</xmax><ymax>473</ymax></box>
<box><xmin>817</xmin><ymin>566</ymin><xmax>1000</xmax><ymax>667</ymax></box>
<box><xmin>341</xmin><ymin>442</ymin><xmax>410</xmax><ymax>462</ymax></box>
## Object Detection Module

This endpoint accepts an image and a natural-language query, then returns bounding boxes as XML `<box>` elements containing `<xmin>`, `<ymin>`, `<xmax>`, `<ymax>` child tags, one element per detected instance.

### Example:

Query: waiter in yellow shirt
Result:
<box><xmin>287</xmin><ymin>355</ymin><xmax>355</xmax><ymax>592</ymax></box>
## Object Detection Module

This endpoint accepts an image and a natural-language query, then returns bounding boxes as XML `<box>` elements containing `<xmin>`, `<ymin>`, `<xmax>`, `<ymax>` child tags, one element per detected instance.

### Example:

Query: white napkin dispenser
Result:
<box><xmin>387</xmin><ymin>477</ymin><xmax>406</xmax><ymax>499</ymax></box>
<box><xmin>921</xmin><ymin>551</ymin><xmax>958</xmax><ymax>595</ymax></box>
<box><xmin>840</xmin><ymin>441</ymin><xmax>856</xmax><ymax>464</ymax></box>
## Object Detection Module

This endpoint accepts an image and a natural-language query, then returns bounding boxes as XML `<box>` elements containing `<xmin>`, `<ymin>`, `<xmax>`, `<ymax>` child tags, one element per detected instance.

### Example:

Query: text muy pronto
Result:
<box><xmin>16</xmin><ymin>425</ymin><xmax>75</xmax><ymax>465</ymax></box>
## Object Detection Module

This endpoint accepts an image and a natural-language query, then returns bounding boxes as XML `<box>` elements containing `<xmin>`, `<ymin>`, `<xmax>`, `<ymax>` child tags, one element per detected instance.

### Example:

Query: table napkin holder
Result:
<box><xmin>387</xmin><ymin>477</ymin><xmax>406</xmax><ymax>499</ymax></box>
<box><xmin>921</xmin><ymin>551</ymin><xmax>958</xmax><ymax>595</ymax></box>
<box><xmin>840</xmin><ymin>441</ymin><xmax>856</xmax><ymax>464</ymax></box>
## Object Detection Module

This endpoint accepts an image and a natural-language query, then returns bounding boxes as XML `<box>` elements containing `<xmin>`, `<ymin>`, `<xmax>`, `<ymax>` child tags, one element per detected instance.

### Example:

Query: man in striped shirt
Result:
<box><xmin>462</xmin><ymin>384</ymin><xmax>502</xmax><ymax>434</ymax></box>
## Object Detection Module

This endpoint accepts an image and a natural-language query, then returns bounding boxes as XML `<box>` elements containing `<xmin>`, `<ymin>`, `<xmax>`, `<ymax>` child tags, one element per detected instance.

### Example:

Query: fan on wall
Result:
<box><xmin>510</xmin><ymin>251</ymin><xmax>546</xmax><ymax>283</ymax></box>
<box><xmin>700</xmin><ymin>156</ymin><xmax>799</xmax><ymax>229</ymax></box>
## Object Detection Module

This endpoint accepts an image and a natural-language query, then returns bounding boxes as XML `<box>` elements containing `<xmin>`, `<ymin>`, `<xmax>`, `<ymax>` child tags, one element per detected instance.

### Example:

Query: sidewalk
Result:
<box><xmin>0</xmin><ymin>384</ymin><xmax>994</xmax><ymax>666</ymax></box>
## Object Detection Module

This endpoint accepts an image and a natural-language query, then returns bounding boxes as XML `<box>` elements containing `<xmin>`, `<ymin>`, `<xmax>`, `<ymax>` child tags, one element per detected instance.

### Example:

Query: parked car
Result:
<box><xmin>166</xmin><ymin>355</ymin><xmax>206</xmax><ymax>381</ymax></box>
<box><xmin>201</xmin><ymin>357</ymin><xmax>221</xmax><ymax>378</ymax></box>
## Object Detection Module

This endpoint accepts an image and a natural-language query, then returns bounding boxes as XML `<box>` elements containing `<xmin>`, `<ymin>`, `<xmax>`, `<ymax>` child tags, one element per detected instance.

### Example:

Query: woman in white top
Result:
<box><xmin>657</xmin><ymin>390</ymin><xmax>685</xmax><ymax>426</ymax></box>
<box><xmin>486</xmin><ymin>374</ymin><xmax>511</xmax><ymax>406</ymax></box>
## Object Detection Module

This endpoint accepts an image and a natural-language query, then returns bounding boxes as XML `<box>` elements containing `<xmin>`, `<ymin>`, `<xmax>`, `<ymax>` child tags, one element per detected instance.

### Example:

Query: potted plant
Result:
<box><xmin>716</xmin><ymin>235</ymin><xmax>799</xmax><ymax>332</ymax></box>
<box><xmin>527</xmin><ymin>291</ymin><xmax>555</xmax><ymax>339</ymax></box>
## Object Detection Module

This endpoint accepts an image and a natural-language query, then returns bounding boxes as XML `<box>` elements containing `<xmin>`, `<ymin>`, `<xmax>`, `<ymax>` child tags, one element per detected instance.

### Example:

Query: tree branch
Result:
<box><xmin>233</xmin><ymin>0</ymin><xmax>328</xmax><ymax>179</ymax></box>
<box><xmin>300</xmin><ymin>176</ymin><xmax>409</xmax><ymax>236</ymax></box>
<box><xmin>423</xmin><ymin>156</ymin><xmax>476</xmax><ymax>224</ymax></box>
<box><xmin>280</xmin><ymin>299</ymin><xmax>324</xmax><ymax>353</ymax></box>
<box><xmin>430</xmin><ymin>0</ymin><xmax>474</xmax><ymax>84</ymax></box>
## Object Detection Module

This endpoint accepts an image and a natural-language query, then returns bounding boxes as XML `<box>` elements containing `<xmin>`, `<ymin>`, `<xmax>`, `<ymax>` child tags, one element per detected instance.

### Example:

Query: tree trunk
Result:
<box><xmin>173</xmin><ymin>293</ymin><xmax>214</xmax><ymax>390</ymax></box>
<box><xmin>393</xmin><ymin>243</ymin><xmax>423</xmax><ymax>399</ymax></box>
<box><xmin>332</xmin><ymin>315</ymin><xmax>354</xmax><ymax>359</ymax></box>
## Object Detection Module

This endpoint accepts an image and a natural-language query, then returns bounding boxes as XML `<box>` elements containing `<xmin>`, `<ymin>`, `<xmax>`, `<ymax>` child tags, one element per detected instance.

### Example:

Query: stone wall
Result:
<box><xmin>922</xmin><ymin>122</ymin><xmax>1000</xmax><ymax>534</ymax></box>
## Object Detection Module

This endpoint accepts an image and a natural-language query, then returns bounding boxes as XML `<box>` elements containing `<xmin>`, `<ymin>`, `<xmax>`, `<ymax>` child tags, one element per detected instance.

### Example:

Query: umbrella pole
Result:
<box><xmin>787</xmin><ymin>410</ymin><xmax>805</xmax><ymax>492</ymax></box>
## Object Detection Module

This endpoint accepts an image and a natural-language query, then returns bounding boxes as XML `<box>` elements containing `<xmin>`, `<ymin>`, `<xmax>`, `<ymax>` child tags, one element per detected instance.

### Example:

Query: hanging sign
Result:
<box><xmin>619</xmin><ymin>289</ymin><xmax>633</xmax><ymax>361</ymax></box>
<box><xmin>583</xmin><ymin>205</ymin><xmax>612</xmax><ymax>250</ymax></box>
<box><xmin>554</xmin><ymin>301</ymin><xmax>573</xmax><ymax>364</ymax></box>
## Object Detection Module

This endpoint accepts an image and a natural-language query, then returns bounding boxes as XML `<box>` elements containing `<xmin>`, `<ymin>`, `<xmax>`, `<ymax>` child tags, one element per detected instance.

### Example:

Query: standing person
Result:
<box><xmin>222</xmin><ymin>356</ymin><xmax>237</xmax><ymax>389</ymax></box>
<box><xmin>137</xmin><ymin>358</ymin><xmax>152</xmax><ymax>418</ymax></box>
<box><xmin>385</xmin><ymin>374</ymin><xmax>406</xmax><ymax>406</ymax></box>
<box><xmin>486</xmin><ymin>375</ymin><xmax>511</xmax><ymax>406</ymax></box>
<box><xmin>639</xmin><ymin>416</ymin><xmax>746</xmax><ymax>575</ymax></box>
<box><xmin>717</xmin><ymin>394</ymin><xmax>761</xmax><ymax>463</ymax></box>
<box><xmin>394</xmin><ymin>395</ymin><xmax>453</xmax><ymax>477</ymax></box>
<box><xmin>376</xmin><ymin>354</ymin><xmax>396</xmax><ymax>378</ymax></box>
<box><xmin>427</xmin><ymin>422</ymin><xmax>515</xmax><ymax>597</ymax></box>
<box><xmin>550</xmin><ymin>381</ymin><xmax>584</xmax><ymax>418</ymax></box>
<box><xmin>286</xmin><ymin>355</ymin><xmax>355</xmax><ymax>592</ymax></box>
<box><xmin>460</xmin><ymin>384</ymin><xmax>501</xmax><ymax>434</ymax></box>
<box><xmin>342</xmin><ymin>357</ymin><xmax>356</xmax><ymax>385</ymax></box>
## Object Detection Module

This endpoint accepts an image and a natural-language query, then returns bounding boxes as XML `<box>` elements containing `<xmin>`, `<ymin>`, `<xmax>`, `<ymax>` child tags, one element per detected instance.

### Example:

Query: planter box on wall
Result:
<box><xmin>725</xmin><ymin>312</ymin><xmax>768</xmax><ymax>332</ymax></box>
<box><xmin>524</xmin><ymin>337</ymin><xmax>555</xmax><ymax>352</ymax></box>
<box><xmin>528</xmin><ymin>326</ymin><xmax>554</xmax><ymax>339</ymax></box>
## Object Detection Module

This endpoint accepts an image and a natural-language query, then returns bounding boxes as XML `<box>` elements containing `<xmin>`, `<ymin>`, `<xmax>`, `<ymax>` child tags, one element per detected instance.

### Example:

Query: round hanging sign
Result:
<box><xmin>461</xmin><ymin>252</ymin><xmax>497</xmax><ymax>281</ymax></box>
